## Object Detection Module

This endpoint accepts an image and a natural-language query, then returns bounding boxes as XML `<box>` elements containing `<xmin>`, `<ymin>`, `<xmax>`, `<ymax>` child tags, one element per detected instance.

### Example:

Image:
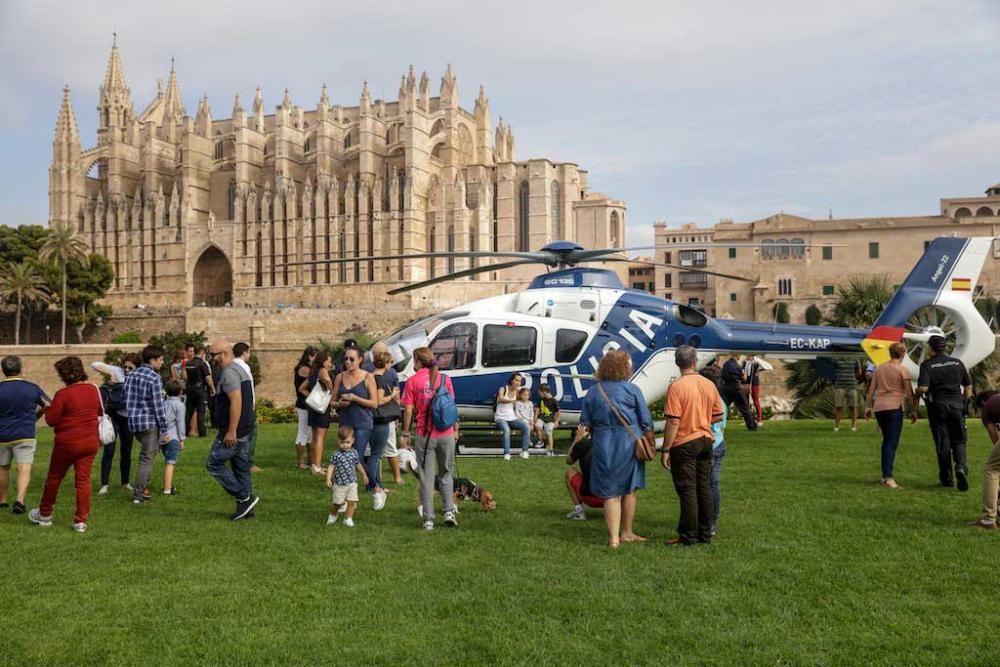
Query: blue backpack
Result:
<box><xmin>429</xmin><ymin>372</ymin><xmax>459</xmax><ymax>433</ymax></box>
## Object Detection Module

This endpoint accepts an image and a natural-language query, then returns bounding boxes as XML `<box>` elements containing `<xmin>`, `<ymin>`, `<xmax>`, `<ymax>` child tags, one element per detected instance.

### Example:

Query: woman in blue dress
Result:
<box><xmin>579</xmin><ymin>350</ymin><xmax>653</xmax><ymax>548</ymax></box>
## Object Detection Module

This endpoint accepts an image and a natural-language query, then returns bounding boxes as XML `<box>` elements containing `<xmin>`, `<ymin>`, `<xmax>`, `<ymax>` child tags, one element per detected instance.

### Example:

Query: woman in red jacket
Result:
<box><xmin>28</xmin><ymin>356</ymin><xmax>101</xmax><ymax>532</ymax></box>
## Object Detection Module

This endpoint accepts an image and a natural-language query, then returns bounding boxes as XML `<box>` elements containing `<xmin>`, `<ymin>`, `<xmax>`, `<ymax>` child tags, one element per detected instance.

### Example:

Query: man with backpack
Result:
<box><xmin>400</xmin><ymin>346</ymin><xmax>459</xmax><ymax>531</ymax></box>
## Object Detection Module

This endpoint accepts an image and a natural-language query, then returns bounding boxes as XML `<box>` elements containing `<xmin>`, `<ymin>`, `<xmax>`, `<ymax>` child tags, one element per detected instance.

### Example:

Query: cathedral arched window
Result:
<box><xmin>430</xmin><ymin>119</ymin><xmax>444</xmax><ymax>136</ymax></box>
<box><xmin>214</xmin><ymin>141</ymin><xmax>224</xmax><ymax>161</ymax></box>
<box><xmin>344</xmin><ymin>133</ymin><xmax>352</xmax><ymax>150</ymax></box>
<box><xmin>775</xmin><ymin>238</ymin><xmax>790</xmax><ymax>259</ymax></box>
<box><xmin>550</xmin><ymin>180</ymin><xmax>561</xmax><ymax>239</ymax></box>
<box><xmin>304</xmin><ymin>137</ymin><xmax>312</xmax><ymax>153</ymax></box>
<box><xmin>228</xmin><ymin>181</ymin><xmax>236</xmax><ymax>221</ymax></box>
<box><xmin>610</xmin><ymin>211</ymin><xmax>620</xmax><ymax>247</ymax></box>
<box><xmin>518</xmin><ymin>181</ymin><xmax>530</xmax><ymax>252</ymax></box>
<box><xmin>761</xmin><ymin>239</ymin><xmax>775</xmax><ymax>259</ymax></box>
<box><xmin>790</xmin><ymin>238</ymin><xmax>805</xmax><ymax>259</ymax></box>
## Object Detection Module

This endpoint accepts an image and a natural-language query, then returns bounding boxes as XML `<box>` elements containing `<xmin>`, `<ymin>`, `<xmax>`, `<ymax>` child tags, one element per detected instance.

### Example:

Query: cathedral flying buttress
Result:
<box><xmin>49</xmin><ymin>39</ymin><xmax>626</xmax><ymax>309</ymax></box>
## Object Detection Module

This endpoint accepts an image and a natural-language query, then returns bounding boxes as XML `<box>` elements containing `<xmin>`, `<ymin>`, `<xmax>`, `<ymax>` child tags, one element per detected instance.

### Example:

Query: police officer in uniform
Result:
<box><xmin>184</xmin><ymin>346</ymin><xmax>216</xmax><ymax>438</ymax></box>
<box><xmin>916</xmin><ymin>335</ymin><xmax>973</xmax><ymax>490</ymax></box>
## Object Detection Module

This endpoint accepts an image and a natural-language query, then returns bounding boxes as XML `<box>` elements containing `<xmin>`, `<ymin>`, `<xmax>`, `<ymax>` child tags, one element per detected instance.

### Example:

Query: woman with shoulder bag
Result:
<box><xmin>299</xmin><ymin>350</ymin><xmax>333</xmax><ymax>475</ymax></box>
<box><xmin>579</xmin><ymin>350</ymin><xmax>653</xmax><ymax>549</ymax></box>
<box><xmin>293</xmin><ymin>346</ymin><xmax>318</xmax><ymax>470</ymax></box>
<box><xmin>333</xmin><ymin>347</ymin><xmax>379</xmax><ymax>507</ymax></box>
<box><xmin>29</xmin><ymin>357</ymin><xmax>101</xmax><ymax>533</ymax></box>
<box><xmin>367</xmin><ymin>350</ymin><xmax>401</xmax><ymax>510</ymax></box>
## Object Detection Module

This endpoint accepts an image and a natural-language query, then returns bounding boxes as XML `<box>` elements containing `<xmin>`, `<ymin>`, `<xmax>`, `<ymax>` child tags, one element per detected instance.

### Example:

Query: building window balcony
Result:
<box><xmin>679</xmin><ymin>271</ymin><xmax>709</xmax><ymax>289</ymax></box>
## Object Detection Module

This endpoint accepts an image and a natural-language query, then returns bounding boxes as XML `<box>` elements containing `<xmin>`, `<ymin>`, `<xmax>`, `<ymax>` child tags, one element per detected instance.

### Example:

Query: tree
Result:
<box><xmin>772</xmin><ymin>302</ymin><xmax>790</xmax><ymax>324</ymax></box>
<box><xmin>805</xmin><ymin>304</ymin><xmax>823</xmax><ymax>326</ymax></box>
<box><xmin>0</xmin><ymin>261</ymin><xmax>49</xmax><ymax>345</ymax></box>
<box><xmin>148</xmin><ymin>331</ymin><xmax>208</xmax><ymax>382</ymax></box>
<box><xmin>66</xmin><ymin>255</ymin><xmax>113</xmax><ymax>342</ymax></box>
<box><xmin>828</xmin><ymin>275</ymin><xmax>893</xmax><ymax>328</ymax></box>
<box><xmin>39</xmin><ymin>222</ymin><xmax>88</xmax><ymax>344</ymax></box>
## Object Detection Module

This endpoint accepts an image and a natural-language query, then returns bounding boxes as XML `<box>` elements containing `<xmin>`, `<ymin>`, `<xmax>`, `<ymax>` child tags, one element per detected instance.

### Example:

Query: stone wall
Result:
<box><xmin>0</xmin><ymin>344</ymin><xmax>145</xmax><ymax>400</ymax></box>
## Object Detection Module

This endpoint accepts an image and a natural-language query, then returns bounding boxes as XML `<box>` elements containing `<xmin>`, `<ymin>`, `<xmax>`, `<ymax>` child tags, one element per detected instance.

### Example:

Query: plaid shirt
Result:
<box><xmin>123</xmin><ymin>364</ymin><xmax>168</xmax><ymax>434</ymax></box>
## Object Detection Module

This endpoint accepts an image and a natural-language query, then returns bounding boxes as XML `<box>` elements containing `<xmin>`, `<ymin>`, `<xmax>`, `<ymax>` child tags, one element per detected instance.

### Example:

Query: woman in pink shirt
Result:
<box><xmin>865</xmin><ymin>343</ymin><xmax>918</xmax><ymax>489</ymax></box>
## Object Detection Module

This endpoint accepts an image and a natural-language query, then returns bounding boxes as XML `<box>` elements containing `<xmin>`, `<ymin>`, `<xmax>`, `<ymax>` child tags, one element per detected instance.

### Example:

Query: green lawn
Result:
<box><xmin>0</xmin><ymin>419</ymin><xmax>994</xmax><ymax>665</ymax></box>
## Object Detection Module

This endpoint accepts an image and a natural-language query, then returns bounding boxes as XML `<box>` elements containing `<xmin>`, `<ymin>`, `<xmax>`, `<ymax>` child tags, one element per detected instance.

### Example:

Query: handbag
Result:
<box><xmin>305</xmin><ymin>377</ymin><xmax>332</xmax><ymax>414</ymax></box>
<box><xmin>373</xmin><ymin>372</ymin><xmax>402</xmax><ymax>423</ymax></box>
<box><xmin>94</xmin><ymin>384</ymin><xmax>117</xmax><ymax>446</ymax></box>
<box><xmin>595</xmin><ymin>382</ymin><xmax>657</xmax><ymax>462</ymax></box>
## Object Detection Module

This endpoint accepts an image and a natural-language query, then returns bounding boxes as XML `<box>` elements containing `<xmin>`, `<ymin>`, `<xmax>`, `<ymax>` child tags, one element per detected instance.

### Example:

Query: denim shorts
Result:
<box><xmin>160</xmin><ymin>439</ymin><xmax>181</xmax><ymax>464</ymax></box>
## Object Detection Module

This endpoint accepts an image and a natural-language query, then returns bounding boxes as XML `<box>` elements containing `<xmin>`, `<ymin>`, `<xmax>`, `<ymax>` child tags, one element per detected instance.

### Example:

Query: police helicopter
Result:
<box><xmin>296</xmin><ymin>236</ymin><xmax>996</xmax><ymax>426</ymax></box>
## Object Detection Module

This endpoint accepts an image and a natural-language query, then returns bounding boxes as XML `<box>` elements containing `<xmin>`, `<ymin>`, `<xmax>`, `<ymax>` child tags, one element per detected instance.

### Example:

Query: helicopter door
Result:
<box><xmin>428</xmin><ymin>322</ymin><xmax>479</xmax><ymax>374</ymax></box>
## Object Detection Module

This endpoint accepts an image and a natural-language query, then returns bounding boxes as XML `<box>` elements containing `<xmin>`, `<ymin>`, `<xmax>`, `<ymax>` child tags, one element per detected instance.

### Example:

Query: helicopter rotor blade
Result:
<box><xmin>286</xmin><ymin>250</ymin><xmax>551</xmax><ymax>268</ymax></box>
<box><xmin>589</xmin><ymin>257</ymin><xmax>755</xmax><ymax>283</ymax></box>
<box><xmin>387</xmin><ymin>259</ymin><xmax>539</xmax><ymax>295</ymax></box>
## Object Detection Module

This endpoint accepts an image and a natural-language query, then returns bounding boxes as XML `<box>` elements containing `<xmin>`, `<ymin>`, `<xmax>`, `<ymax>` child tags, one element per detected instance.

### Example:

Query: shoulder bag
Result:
<box><xmin>94</xmin><ymin>384</ymin><xmax>117</xmax><ymax>445</ymax></box>
<box><xmin>595</xmin><ymin>382</ymin><xmax>657</xmax><ymax>462</ymax></box>
<box><xmin>305</xmin><ymin>376</ymin><xmax>332</xmax><ymax>414</ymax></box>
<box><xmin>373</xmin><ymin>372</ymin><xmax>402</xmax><ymax>423</ymax></box>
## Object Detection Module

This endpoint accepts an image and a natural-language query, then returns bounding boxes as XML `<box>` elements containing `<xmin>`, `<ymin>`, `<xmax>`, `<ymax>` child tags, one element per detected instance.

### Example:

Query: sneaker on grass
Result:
<box><xmin>27</xmin><ymin>508</ymin><xmax>52</xmax><ymax>527</ymax></box>
<box><xmin>12</xmin><ymin>501</ymin><xmax>25</xmax><ymax>514</ymax></box>
<box><xmin>344</xmin><ymin>517</ymin><xmax>355</xmax><ymax>528</ymax></box>
<box><xmin>73</xmin><ymin>522</ymin><xmax>87</xmax><ymax>533</ymax></box>
<box><xmin>422</xmin><ymin>520</ymin><xmax>434</xmax><ymax>531</ymax></box>
<box><xmin>231</xmin><ymin>494</ymin><xmax>260</xmax><ymax>521</ymax></box>
<box><xmin>503</xmin><ymin>454</ymin><xmax>511</xmax><ymax>461</ymax></box>
<box><xmin>444</xmin><ymin>510</ymin><xmax>458</xmax><ymax>527</ymax></box>
<box><xmin>519</xmin><ymin>450</ymin><xmax>530</xmax><ymax>460</ymax></box>
<box><xmin>98</xmin><ymin>485</ymin><xmax>109</xmax><ymax>496</ymax></box>
<box><xmin>373</xmin><ymin>490</ymin><xmax>387</xmax><ymax>511</ymax></box>
<box><xmin>326</xmin><ymin>513</ymin><xmax>338</xmax><ymax>526</ymax></box>
<box><xmin>566</xmin><ymin>506</ymin><xmax>586</xmax><ymax>521</ymax></box>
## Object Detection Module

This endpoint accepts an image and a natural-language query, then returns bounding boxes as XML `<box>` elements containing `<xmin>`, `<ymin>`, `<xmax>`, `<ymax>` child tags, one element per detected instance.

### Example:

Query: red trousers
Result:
<box><xmin>39</xmin><ymin>441</ymin><xmax>98</xmax><ymax>524</ymax></box>
<box><xmin>750</xmin><ymin>385</ymin><xmax>762</xmax><ymax>422</ymax></box>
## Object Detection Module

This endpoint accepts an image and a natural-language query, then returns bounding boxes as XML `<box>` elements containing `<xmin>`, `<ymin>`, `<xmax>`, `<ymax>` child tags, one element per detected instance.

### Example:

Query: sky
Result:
<box><xmin>2</xmin><ymin>0</ymin><xmax>1000</xmax><ymax>249</ymax></box>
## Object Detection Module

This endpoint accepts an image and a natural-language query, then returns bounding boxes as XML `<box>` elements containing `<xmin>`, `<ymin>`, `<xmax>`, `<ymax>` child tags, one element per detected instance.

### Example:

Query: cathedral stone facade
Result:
<box><xmin>49</xmin><ymin>41</ymin><xmax>626</xmax><ymax>310</ymax></box>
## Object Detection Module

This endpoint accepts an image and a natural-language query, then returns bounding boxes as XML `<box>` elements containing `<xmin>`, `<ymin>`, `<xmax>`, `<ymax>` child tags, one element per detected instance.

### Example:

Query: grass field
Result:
<box><xmin>0</xmin><ymin>419</ymin><xmax>995</xmax><ymax>665</ymax></box>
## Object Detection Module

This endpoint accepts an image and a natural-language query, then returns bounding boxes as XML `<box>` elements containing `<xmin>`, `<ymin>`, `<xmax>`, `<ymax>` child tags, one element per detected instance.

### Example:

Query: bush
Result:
<box><xmin>102</xmin><ymin>348</ymin><xmax>127</xmax><ymax>369</ymax></box>
<box><xmin>805</xmin><ymin>304</ymin><xmax>822</xmax><ymax>326</ymax></box>
<box><xmin>773</xmin><ymin>302</ymin><xmax>790</xmax><ymax>324</ymax></box>
<box><xmin>318</xmin><ymin>330</ymin><xmax>378</xmax><ymax>361</ymax></box>
<box><xmin>649</xmin><ymin>397</ymin><xmax>665</xmax><ymax>421</ymax></box>
<box><xmin>148</xmin><ymin>331</ymin><xmax>208</xmax><ymax>382</ymax></box>
<box><xmin>792</xmin><ymin>387</ymin><xmax>837</xmax><ymax>419</ymax></box>
<box><xmin>255</xmin><ymin>400</ymin><xmax>298</xmax><ymax>424</ymax></box>
<box><xmin>110</xmin><ymin>330</ymin><xmax>142</xmax><ymax>344</ymax></box>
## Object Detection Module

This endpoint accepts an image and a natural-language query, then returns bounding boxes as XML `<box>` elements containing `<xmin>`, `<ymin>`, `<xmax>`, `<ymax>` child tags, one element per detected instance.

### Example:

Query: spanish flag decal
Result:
<box><xmin>951</xmin><ymin>277</ymin><xmax>972</xmax><ymax>292</ymax></box>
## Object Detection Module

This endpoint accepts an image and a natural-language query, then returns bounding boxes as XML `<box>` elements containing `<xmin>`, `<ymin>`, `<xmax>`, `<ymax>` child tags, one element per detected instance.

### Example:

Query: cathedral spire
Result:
<box><xmin>418</xmin><ymin>71</ymin><xmax>430</xmax><ymax>111</ymax></box>
<box><xmin>318</xmin><ymin>83</ymin><xmax>330</xmax><ymax>110</ymax></box>
<box><xmin>281</xmin><ymin>88</ymin><xmax>292</xmax><ymax>110</ymax></box>
<box><xmin>252</xmin><ymin>86</ymin><xmax>265</xmax><ymax>131</ymax></box>
<box><xmin>195</xmin><ymin>95</ymin><xmax>212</xmax><ymax>136</ymax></box>
<box><xmin>407</xmin><ymin>64</ymin><xmax>416</xmax><ymax>91</ymax></box>
<box><xmin>232</xmin><ymin>93</ymin><xmax>243</xmax><ymax>115</ymax></box>
<box><xmin>440</xmin><ymin>64</ymin><xmax>458</xmax><ymax>108</ymax></box>
<box><xmin>232</xmin><ymin>93</ymin><xmax>245</xmax><ymax>128</ymax></box>
<box><xmin>98</xmin><ymin>35</ymin><xmax>134</xmax><ymax>135</ymax></box>
<box><xmin>54</xmin><ymin>86</ymin><xmax>80</xmax><ymax>144</ymax></box>
<box><xmin>360</xmin><ymin>80</ymin><xmax>371</xmax><ymax>115</ymax></box>
<box><xmin>162</xmin><ymin>58</ymin><xmax>186</xmax><ymax>124</ymax></box>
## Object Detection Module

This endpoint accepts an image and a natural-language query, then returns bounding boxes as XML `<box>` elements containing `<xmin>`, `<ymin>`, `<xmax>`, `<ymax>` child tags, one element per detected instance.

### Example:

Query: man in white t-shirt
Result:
<box><xmin>232</xmin><ymin>342</ymin><xmax>260</xmax><ymax>473</ymax></box>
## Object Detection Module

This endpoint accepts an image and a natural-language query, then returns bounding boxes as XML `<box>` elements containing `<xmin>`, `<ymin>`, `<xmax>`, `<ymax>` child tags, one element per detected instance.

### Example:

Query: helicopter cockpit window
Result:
<box><xmin>429</xmin><ymin>322</ymin><xmax>478</xmax><ymax>370</ymax></box>
<box><xmin>483</xmin><ymin>324</ymin><xmax>537</xmax><ymax>368</ymax></box>
<box><xmin>673</xmin><ymin>304</ymin><xmax>708</xmax><ymax>327</ymax></box>
<box><xmin>555</xmin><ymin>329</ymin><xmax>589</xmax><ymax>363</ymax></box>
<box><xmin>381</xmin><ymin>311</ymin><xmax>470</xmax><ymax>372</ymax></box>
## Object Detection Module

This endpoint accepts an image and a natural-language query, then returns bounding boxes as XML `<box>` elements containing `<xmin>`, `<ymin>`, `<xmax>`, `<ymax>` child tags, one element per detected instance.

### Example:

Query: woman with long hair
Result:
<box><xmin>494</xmin><ymin>372</ymin><xmax>531</xmax><ymax>460</ymax></box>
<box><xmin>293</xmin><ymin>346</ymin><xmax>318</xmax><ymax>470</ymax></box>
<box><xmin>333</xmin><ymin>347</ymin><xmax>379</xmax><ymax>505</ymax></box>
<box><xmin>299</xmin><ymin>350</ymin><xmax>333</xmax><ymax>475</ymax></box>
<box><xmin>368</xmin><ymin>350</ymin><xmax>400</xmax><ymax>510</ymax></box>
<box><xmin>91</xmin><ymin>352</ymin><xmax>140</xmax><ymax>494</ymax></box>
<box><xmin>29</xmin><ymin>356</ymin><xmax>101</xmax><ymax>532</ymax></box>
<box><xmin>579</xmin><ymin>349</ymin><xmax>652</xmax><ymax>549</ymax></box>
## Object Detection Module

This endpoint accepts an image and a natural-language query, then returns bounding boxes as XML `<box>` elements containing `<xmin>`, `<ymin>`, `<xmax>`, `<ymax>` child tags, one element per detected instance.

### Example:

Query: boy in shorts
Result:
<box><xmin>161</xmin><ymin>380</ymin><xmax>186</xmax><ymax>495</ymax></box>
<box><xmin>325</xmin><ymin>426</ymin><xmax>368</xmax><ymax>527</ymax></box>
<box><xmin>534</xmin><ymin>383</ymin><xmax>560</xmax><ymax>456</ymax></box>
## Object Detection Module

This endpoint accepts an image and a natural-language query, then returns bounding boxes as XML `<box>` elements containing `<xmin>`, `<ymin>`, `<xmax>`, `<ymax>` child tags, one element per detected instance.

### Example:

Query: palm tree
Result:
<box><xmin>828</xmin><ymin>275</ymin><xmax>894</xmax><ymax>328</ymax></box>
<box><xmin>39</xmin><ymin>222</ymin><xmax>88</xmax><ymax>345</ymax></box>
<box><xmin>0</xmin><ymin>262</ymin><xmax>49</xmax><ymax>345</ymax></box>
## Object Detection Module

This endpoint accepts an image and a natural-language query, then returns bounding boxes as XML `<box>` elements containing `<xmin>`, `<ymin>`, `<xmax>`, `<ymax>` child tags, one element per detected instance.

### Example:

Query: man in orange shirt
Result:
<box><xmin>661</xmin><ymin>345</ymin><xmax>724</xmax><ymax>545</ymax></box>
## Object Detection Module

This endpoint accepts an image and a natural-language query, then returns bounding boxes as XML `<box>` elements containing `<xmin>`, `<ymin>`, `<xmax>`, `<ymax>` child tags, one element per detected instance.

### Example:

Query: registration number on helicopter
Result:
<box><xmin>788</xmin><ymin>337</ymin><xmax>832</xmax><ymax>350</ymax></box>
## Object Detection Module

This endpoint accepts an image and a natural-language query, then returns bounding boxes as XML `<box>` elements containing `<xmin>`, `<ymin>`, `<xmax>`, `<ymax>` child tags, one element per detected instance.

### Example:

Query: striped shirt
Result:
<box><xmin>123</xmin><ymin>364</ymin><xmax>168</xmax><ymax>434</ymax></box>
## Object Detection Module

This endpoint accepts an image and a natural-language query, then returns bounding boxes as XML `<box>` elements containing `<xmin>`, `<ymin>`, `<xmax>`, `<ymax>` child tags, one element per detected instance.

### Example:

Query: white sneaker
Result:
<box><xmin>520</xmin><ymin>449</ymin><xmax>530</xmax><ymax>460</ymax></box>
<box><xmin>851</xmin><ymin>426</ymin><xmax>857</xmax><ymax>432</ymax></box>
<box><xmin>373</xmin><ymin>490</ymin><xmax>387</xmax><ymax>511</ymax></box>
<box><xmin>72</xmin><ymin>522</ymin><xmax>87</xmax><ymax>533</ymax></box>
<box><xmin>503</xmin><ymin>454</ymin><xmax>511</xmax><ymax>461</ymax></box>
<box><xmin>344</xmin><ymin>517</ymin><xmax>355</xmax><ymax>528</ymax></box>
<box><xmin>833</xmin><ymin>427</ymin><xmax>840</xmax><ymax>432</ymax></box>
<box><xmin>28</xmin><ymin>508</ymin><xmax>52</xmax><ymax>527</ymax></box>
<box><xmin>566</xmin><ymin>507</ymin><xmax>586</xmax><ymax>521</ymax></box>
<box><xmin>98</xmin><ymin>485</ymin><xmax>109</xmax><ymax>496</ymax></box>
<box><xmin>326</xmin><ymin>513</ymin><xmax>338</xmax><ymax>526</ymax></box>
<box><xmin>444</xmin><ymin>510</ymin><xmax>458</xmax><ymax>527</ymax></box>
<box><xmin>122</xmin><ymin>484</ymin><xmax>134</xmax><ymax>492</ymax></box>
<box><xmin>422</xmin><ymin>520</ymin><xmax>434</xmax><ymax>531</ymax></box>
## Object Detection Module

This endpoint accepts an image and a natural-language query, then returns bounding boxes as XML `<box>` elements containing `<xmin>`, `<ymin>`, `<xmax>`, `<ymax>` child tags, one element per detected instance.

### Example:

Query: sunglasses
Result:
<box><xmin>124</xmin><ymin>365</ymin><xmax>136</xmax><ymax>371</ymax></box>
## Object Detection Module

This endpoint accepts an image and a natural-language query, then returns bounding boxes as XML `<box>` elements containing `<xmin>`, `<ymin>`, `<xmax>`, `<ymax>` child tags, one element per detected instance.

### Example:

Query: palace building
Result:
<box><xmin>49</xmin><ymin>40</ymin><xmax>626</xmax><ymax>310</ymax></box>
<box><xmin>652</xmin><ymin>186</ymin><xmax>1000</xmax><ymax>322</ymax></box>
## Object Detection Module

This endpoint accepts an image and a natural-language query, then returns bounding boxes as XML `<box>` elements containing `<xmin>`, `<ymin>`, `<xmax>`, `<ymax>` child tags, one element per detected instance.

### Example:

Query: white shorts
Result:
<box><xmin>0</xmin><ymin>440</ymin><xmax>36</xmax><ymax>466</ymax></box>
<box><xmin>535</xmin><ymin>420</ymin><xmax>555</xmax><ymax>435</ymax></box>
<box><xmin>382</xmin><ymin>425</ymin><xmax>399</xmax><ymax>457</ymax></box>
<box><xmin>398</xmin><ymin>448</ymin><xmax>418</xmax><ymax>475</ymax></box>
<box><xmin>295</xmin><ymin>408</ymin><xmax>312</xmax><ymax>445</ymax></box>
<box><xmin>332</xmin><ymin>482</ymin><xmax>359</xmax><ymax>505</ymax></box>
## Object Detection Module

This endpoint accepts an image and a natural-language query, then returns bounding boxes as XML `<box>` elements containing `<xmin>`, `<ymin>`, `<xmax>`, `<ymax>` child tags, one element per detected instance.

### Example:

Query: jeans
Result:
<box><xmin>415</xmin><ymin>434</ymin><xmax>455</xmax><ymax>521</ymax></box>
<box><xmin>875</xmin><ymin>408</ymin><xmax>904</xmax><ymax>479</ymax></box>
<box><xmin>352</xmin><ymin>427</ymin><xmax>373</xmax><ymax>483</ymax></box>
<box><xmin>185</xmin><ymin>385</ymin><xmax>208</xmax><ymax>437</ymax></box>
<box><xmin>100</xmin><ymin>411</ymin><xmax>133</xmax><ymax>486</ymax></box>
<box><xmin>929</xmin><ymin>402</ymin><xmax>967</xmax><ymax>484</ymax></box>
<box><xmin>669</xmin><ymin>436</ymin><xmax>714</xmax><ymax>544</ymax></box>
<box><xmin>205</xmin><ymin>432</ymin><xmax>253</xmax><ymax>500</ymax></box>
<box><xmin>496</xmin><ymin>419</ymin><xmax>531</xmax><ymax>455</ymax></box>
<box><xmin>160</xmin><ymin>439</ymin><xmax>181</xmax><ymax>465</ymax></box>
<box><xmin>132</xmin><ymin>428</ymin><xmax>160</xmax><ymax>501</ymax></box>
<box><xmin>367</xmin><ymin>422</ymin><xmax>390</xmax><ymax>491</ymax></box>
<box><xmin>711</xmin><ymin>441</ymin><xmax>726</xmax><ymax>528</ymax></box>
<box><xmin>721</xmin><ymin>385</ymin><xmax>757</xmax><ymax>431</ymax></box>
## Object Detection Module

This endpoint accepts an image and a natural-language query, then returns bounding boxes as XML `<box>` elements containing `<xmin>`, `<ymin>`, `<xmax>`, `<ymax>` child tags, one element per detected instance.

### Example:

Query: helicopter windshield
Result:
<box><xmin>380</xmin><ymin>311</ymin><xmax>470</xmax><ymax>373</ymax></box>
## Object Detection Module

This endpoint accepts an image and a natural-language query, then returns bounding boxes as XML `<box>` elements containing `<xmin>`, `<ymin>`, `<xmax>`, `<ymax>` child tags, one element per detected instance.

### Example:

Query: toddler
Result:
<box><xmin>326</xmin><ymin>425</ymin><xmax>368</xmax><ymax>527</ymax></box>
<box><xmin>514</xmin><ymin>387</ymin><xmax>534</xmax><ymax>428</ymax></box>
<box><xmin>534</xmin><ymin>383</ymin><xmax>561</xmax><ymax>456</ymax></box>
<box><xmin>161</xmin><ymin>380</ymin><xmax>185</xmax><ymax>495</ymax></box>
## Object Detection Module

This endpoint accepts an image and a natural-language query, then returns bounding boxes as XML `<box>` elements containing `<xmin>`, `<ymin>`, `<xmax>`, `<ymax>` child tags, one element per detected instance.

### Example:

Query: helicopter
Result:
<box><xmin>295</xmin><ymin>236</ymin><xmax>996</xmax><ymax>425</ymax></box>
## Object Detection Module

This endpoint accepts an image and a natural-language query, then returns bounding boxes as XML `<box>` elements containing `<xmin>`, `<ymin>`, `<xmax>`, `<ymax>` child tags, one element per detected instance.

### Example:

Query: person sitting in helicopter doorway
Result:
<box><xmin>916</xmin><ymin>335</ymin><xmax>972</xmax><ymax>491</ymax></box>
<box><xmin>832</xmin><ymin>357</ymin><xmax>861</xmax><ymax>432</ymax></box>
<box><xmin>720</xmin><ymin>354</ymin><xmax>757</xmax><ymax>432</ymax></box>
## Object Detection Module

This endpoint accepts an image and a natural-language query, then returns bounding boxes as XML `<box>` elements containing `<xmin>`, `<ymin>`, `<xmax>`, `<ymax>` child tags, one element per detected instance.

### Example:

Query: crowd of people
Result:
<box><xmin>2</xmin><ymin>330</ymin><xmax>1000</xmax><ymax>540</ymax></box>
